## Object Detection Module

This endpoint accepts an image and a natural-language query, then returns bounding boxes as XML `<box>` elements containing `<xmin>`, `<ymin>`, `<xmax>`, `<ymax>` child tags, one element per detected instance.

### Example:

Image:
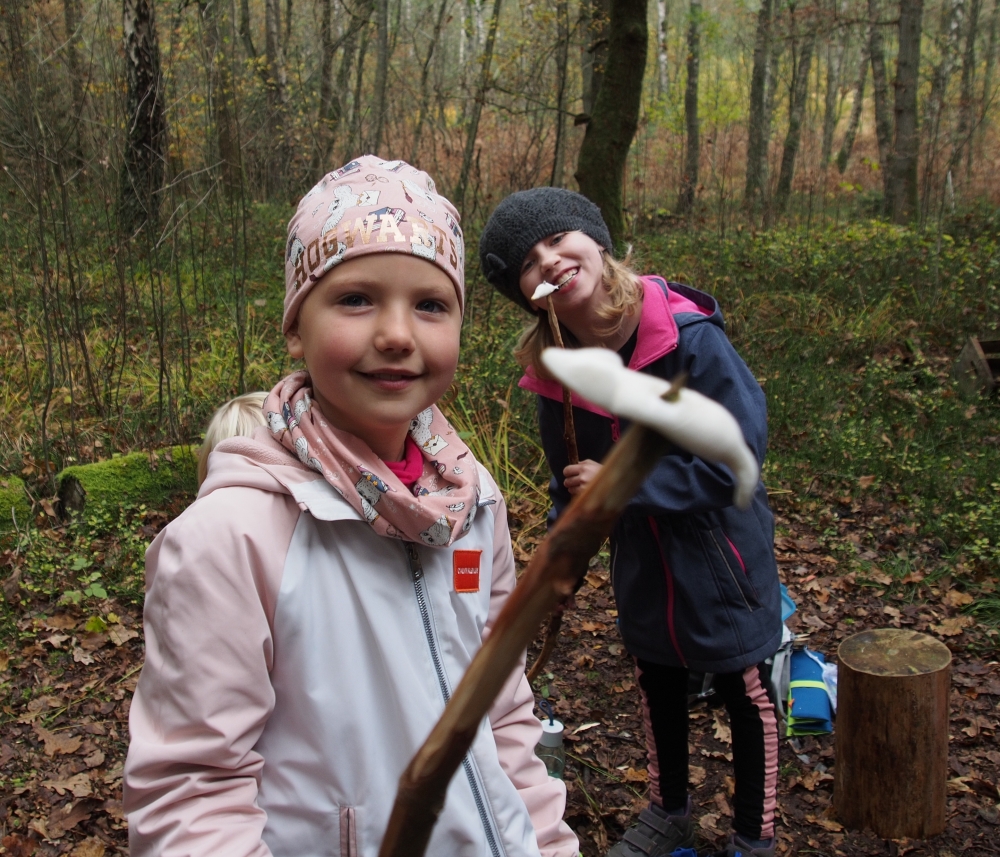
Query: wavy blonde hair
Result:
<box><xmin>513</xmin><ymin>250</ymin><xmax>643</xmax><ymax>379</ymax></box>
<box><xmin>198</xmin><ymin>391</ymin><xmax>269</xmax><ymax>485</ymax></box>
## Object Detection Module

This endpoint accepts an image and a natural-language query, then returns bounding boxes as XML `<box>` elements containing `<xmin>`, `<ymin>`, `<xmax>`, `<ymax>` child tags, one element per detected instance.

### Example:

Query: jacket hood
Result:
<box><xmin>200</xmin><ymin>427</ymin><xmax>324</xmax><ymax>500</ymax></box>
<box><xmin>519</xmin><ymin>277</ymin><xmax>718</xmax><ymax>412</ymax></box>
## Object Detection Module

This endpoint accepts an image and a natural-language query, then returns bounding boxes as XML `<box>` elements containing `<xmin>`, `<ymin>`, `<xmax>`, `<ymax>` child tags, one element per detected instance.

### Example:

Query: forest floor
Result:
<box><xmin>0</xmin><ymin>485</ymin><xmax>997</xmax><ymax>857</ymax></box>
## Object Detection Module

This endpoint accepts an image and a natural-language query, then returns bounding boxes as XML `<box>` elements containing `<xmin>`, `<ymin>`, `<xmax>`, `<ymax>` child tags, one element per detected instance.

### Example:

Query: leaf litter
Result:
<box><xmin>0</xmin><ymin>484</ymin><xmax>996</xmax><ymax>855</ymax></box>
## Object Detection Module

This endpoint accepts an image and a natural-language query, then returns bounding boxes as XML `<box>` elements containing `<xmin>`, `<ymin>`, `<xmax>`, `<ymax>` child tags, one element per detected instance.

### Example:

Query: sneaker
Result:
<box><xmin>605</xmin><ymin>800</ymin><xmax>696</xmax><ymax>857</ymax></box>
<box><xmin>719</xmin><ymin>833</ymin><xmax>776</xmax><ymax>857</ymax></box>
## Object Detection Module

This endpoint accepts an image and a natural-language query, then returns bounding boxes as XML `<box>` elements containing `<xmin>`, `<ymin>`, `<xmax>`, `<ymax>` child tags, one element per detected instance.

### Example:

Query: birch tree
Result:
<box><xmin>120</xmin><ymin>0</ymin><xmax>166</xmax><ymax>231</ymax></box>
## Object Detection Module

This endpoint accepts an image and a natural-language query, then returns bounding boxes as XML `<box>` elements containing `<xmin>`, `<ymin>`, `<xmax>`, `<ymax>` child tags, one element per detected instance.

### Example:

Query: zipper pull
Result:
<box><xmin>405</xmin><ymin>542</ymin><xmax>423</xmax><ymax>580</ymax></box>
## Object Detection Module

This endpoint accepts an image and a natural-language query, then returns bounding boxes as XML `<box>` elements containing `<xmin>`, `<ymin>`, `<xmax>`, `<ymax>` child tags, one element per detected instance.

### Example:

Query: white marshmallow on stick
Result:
<box><xmin>531</xmin><ymin>281</ymin><xmax>560</xmax><ymax>301</ymax></box>
<box><xmin>540</xmin><ymin>347</ymin><xmax>760</xmax><ymax>509</ymax></box>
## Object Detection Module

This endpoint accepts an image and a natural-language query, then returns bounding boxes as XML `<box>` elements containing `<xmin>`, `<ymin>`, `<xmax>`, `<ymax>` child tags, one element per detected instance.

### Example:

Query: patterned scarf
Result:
<box><xmin>264</xmin><ymin>371</ymin><xmax>481</xmax><ymax>547</ymax></box>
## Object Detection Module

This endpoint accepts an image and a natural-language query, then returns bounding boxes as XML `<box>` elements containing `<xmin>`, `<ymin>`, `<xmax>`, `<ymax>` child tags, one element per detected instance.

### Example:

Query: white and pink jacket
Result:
<box><xmin>124</xmin><ymin>431</ymin><xmax>578</xmax><ymax>857</ymax></box>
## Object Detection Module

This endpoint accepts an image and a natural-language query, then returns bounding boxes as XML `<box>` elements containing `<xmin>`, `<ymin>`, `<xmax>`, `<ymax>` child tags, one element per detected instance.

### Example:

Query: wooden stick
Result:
<box><xmin>378</xmin><ymin>419</ymin><xmax>671</xmax><ymax>857</ymax></box>
<box><xmin>545</xmin><ymin>294</ymin><xmax>579</xmax><ymax>466</ymax></box>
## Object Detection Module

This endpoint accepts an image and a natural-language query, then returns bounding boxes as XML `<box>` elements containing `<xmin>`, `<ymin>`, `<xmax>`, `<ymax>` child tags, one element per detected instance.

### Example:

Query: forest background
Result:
<box><xmin>1</xmin><ymin>0</ymin><xmax>1000</xmax><ymax>852</ymax></box>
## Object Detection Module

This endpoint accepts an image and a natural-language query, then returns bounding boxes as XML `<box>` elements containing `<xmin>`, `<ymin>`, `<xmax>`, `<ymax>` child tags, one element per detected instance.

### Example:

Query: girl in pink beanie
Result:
<box><xmin>124</xmin><ymin>156</ymin><xmax>579</xmax><ymax>857</ymax></box>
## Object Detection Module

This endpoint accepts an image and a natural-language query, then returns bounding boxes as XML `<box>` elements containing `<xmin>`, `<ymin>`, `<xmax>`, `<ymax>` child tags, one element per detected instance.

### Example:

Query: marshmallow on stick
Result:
<box><xmin>541</xmin><ymin>347</ymin><xmax>760</xmax><ymax>509</ymax></box>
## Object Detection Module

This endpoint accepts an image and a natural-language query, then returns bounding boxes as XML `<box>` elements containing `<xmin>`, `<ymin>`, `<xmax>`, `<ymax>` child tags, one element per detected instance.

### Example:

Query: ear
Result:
<box><xmin>286</xmin><ymin>322</ymin><xmax>304</xmax><ymax>360</ymax></box>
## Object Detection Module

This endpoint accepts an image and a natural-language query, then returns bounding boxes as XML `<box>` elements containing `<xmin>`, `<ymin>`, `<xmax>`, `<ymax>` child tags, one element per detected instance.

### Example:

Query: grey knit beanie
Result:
<box><xmin>479</xmin><ymin>187</ymin><xmax>613</xmax><ymax>311</ymax></box>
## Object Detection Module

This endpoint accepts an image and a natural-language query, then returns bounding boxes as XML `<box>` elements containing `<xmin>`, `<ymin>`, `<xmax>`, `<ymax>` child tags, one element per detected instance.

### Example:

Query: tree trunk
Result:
<box><xmin>921</xmin><ymin>0</ymin><xmax>963</xmax><ymax>215</ymax></box>
<box><xmin>677</xmin><ymin>0</ymin><xmax>700</xmax><ymax>213</ymax></box>
<box><xmin>836</xmin><ymin>34</ymin><xmax>869</xmax><ymax>173</ymax></box>
<box><xmin>834</xmin><ymin>629</ymin><xmax>950</xmax><ymax>838</ymax></box>
<box><xmin>575</xmin><ymin>0</ymin><xmax>648</xmax><ymax>247</ymax></box>
<box><xmin>952</xmin><ymin>0</ymin><xmax>982</xmax><ymax>179</ymax></box>
<box><xmin>977</xmin><ymin>0</ymin><xmax>999</xmax><ymax>155</ymax></box>
<box><xmin>551</xmin><ymin>0</ymin><xmax>571</xmax><ymax>186</ymax></box>
<box><xmin>868</xmin><ymin>0</ymin><xmax>893</xmax><ymax>200</ymax></box>
<box><xmin>315</xmin><ymin>0</ymin><xmax>336</xmax><ymax>172</ymax></box>
<box><xmin>371</xmin><ymin>0</ymin><xmax>389</xmax><ymax>153</ymax></box>
<box><xmin>744</xmin><ymin>0</ymin><xmax>773</xmax><ymax>210</ymax></box>
<box><xmin>581</xmin><ymin>0</ymin><xmax>611</xmax><ymax>116</ymax></box>
<box><xmin>264</xmin><ymin>0</ymin><xmax>289</xmax><ymax>195</ymax></box>
<box><xmin>119</xmin><ymin>0</ymin><xmax>167</xmax><ymax>233</ymax></box>
<box><xmin>455</xmin><ymin>0</ymin><xmax>503</xmax><ymax>210</ymax></box>
<box><xmin>410</xmin><ymin>0</ymin><xmax>450</xmax><ymax>163</ymax></box>
<box><xmin>889</xmin><ymin>0</ymin><xmax>924</xmax><ymax>224</ymax></box>
<box><xmin>200</xmin><ymin>0</ymin><xmax>243</xmax><ymax>201</ymax></box>
<box><xmin>238</xmin><ymin>0</ymin><xmax>256</xmax><ymax>58</ymax></box>
<box><xmin>775</xmin><ymin>26</ymin><xmax>816</xmax><ymax>212</ymax></box>
<box><xmin>351</xmin><ymin>24</ymin><xmax>371</xmax><ymax>153</ymax></box>
<box><xmin>656</xmin><ymin>0</ymin><xmax>670</xmax><ymax>96</ymax></box>
<box><xmin>820</xmin><ymin>34</ymin><xmax>845</xmax><ymax>170</ymax></box>
<box><xmin>63</xmin><ymin>0</ymin><xmax>86</xmax><ymax>166</ymax></box>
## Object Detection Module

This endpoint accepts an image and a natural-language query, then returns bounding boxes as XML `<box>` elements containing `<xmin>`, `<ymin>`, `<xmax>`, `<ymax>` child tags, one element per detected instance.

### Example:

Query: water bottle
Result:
<box><xmin>534</xmin><ymin>700</ymin><xmax>566</xmax><ymax>779</ymax></box>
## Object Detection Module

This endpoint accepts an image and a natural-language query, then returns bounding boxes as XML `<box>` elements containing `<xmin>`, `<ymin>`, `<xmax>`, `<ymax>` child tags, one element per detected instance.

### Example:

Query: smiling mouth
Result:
<box><xmin>363</xmin><ymin>371</ymin><xmax>420</xmax><ymax>381</ymax></box>
<box><xmin>554</xmin><ymin>268</ymin><xmax>578</xmax><ymax>287</ymax></box>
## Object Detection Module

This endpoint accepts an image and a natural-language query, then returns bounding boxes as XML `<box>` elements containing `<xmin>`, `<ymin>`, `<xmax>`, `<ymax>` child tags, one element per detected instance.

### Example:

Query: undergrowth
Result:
<box><xmin>3</xmin><ymin>214</ymin><xmax>1000</xmax><ymax>637</ymax></box>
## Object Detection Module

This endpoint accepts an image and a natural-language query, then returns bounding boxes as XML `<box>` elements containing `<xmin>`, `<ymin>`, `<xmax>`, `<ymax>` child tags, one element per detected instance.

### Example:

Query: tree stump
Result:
<box><xmin>834</xmin><ymin>628</ymin><xmax>951</xmax><ymax>839</ymax></box>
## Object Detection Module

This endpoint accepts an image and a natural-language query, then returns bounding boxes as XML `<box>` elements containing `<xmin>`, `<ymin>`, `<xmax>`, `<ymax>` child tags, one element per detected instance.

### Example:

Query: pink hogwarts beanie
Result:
<box><xmin>283</xmin><ymin>155</ymin><xmax>465</xmax><ymax>333</ymax></box>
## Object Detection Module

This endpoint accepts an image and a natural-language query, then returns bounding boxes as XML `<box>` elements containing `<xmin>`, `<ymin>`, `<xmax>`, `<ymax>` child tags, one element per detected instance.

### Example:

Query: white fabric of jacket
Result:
<box><xmin>124</xmin><ymin>432</ymin><xmax>578</xmax><ymax>857</ymax></box>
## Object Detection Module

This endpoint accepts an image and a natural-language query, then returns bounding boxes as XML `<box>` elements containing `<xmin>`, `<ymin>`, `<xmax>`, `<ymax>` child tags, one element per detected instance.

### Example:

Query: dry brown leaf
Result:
<box><xmin>712</xmin><ymin>710</ymin><xmax>732</xmax><ymax>744</ymax></box>
<box><xmin>43</xmin><ymin>799</ymin><xmax>97</xmax><ymax>839</ymax></box>
<box><xmin>108</xmin><ymin>624</ymin><xmax>138</xmax><ymax>647</ymax></box>
<box><xmin>689</xmin><ymin>764</ymin><xmax>706</xmax><ymax>786</ymax></box>
<box><xmin>34</xmin><ymin>725</ymin><xmax>82</xmax><ymax>757</ymax></box>
<box><xmin>84</xmin><ymin>749</ymin><xmax>106</xmax><ymax>768</ymax></box>
<box><xmin>1</xmin><ymin>832</ymin><xmax>40</xmax><ymax>857</ymax></box>
<box><xmin>71</xmin><ymin>838</ymin><xmax>107</xmax><ymax>857</ymax></box>
<box><xmin>42</xmin><ymin>633</ymin><xmax>71</xmax><ymax>650</ymax></box>
<box><xmin>583</xmin><ymin>571</ymin><xmax>608</xmax><ymax>590</ymax></box>
<box><xmin>0</xmin><ymin>650</ymin><xmax>9</xmax><ymax>672</ymax></box>
<box><xmin>44</xmin><ymin>614</ymin><xmax>78</xmax><ymax>630</ymax></box>
<box><xmin>798</xmin><ymin>770</ymin><xmax>834</xmax><ymax>791</ymax></box>
<box><xmin>858</xmin><ymin>475</ymin><xmax>876</xmax><ymax>489</ymax></box>
<box><xmin>943</xmin><ymin>589</ymin><xmax>974</xmax><ymax>608</ymax></box>
<box><xmin>42</xmin><ymin>772</ymin><xmax>93</xmax><ymax>798</ymax></box>
<box><xmin>579</xmin><ymin>621</ymin><xmax>606</xmax><ymax>634</ymax></box>
<box><xmin>622</xmin><ymin>767</ymin><xmax>648</xmax><ymax>783</ymax></box>
<box><xmin>932</xmin><ymin>615</ymin><xmax>973</xmax><ymax>637</ymax></box>
<box><xmin>869</xmin><ymin>571</ymin><xmax>892</xmax><ymax>586</ymax></box>
<box><xmin>698</xmin><ymin>812</ymin><xmax>721</xmax><ymax>832</ymax></box>
<box><xmin>73</xmin><ymin>647</ymin><xmax>95</xmax><ymax>665</ymax></box>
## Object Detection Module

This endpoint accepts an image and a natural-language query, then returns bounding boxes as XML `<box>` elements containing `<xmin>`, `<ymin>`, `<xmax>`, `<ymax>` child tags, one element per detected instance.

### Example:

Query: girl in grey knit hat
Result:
<box><xmin>479</xmin><ymin>188</ymin><xmax>783</xmax><ymax>857</ymax></box>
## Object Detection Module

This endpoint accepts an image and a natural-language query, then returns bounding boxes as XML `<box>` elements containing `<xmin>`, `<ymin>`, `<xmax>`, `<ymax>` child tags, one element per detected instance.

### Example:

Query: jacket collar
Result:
<box><xmin>518</xmin><ymin>277</ymin><xmax>715</xmax><ymax>411</ymax></box>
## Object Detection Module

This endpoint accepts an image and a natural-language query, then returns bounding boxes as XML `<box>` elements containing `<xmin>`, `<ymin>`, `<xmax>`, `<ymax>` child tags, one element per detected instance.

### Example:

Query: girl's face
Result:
<box><xmin>286</xmin><ymin>254</ymin><xmax>462</xmax><ymax>461</ymax></box>
<box><xmin>518</xmin><ymin>231</ymin><xmax>606</xmax><ymax>314</ymax></box>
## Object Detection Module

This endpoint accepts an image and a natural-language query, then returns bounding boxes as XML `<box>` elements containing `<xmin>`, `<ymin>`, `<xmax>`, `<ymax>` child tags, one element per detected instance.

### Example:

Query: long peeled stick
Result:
<box><xmin>378</xmin><ymin>412</ymin><xmax>671</xmax><ymax>857</ymax></box>
<box><xmin>544</xmin><ymin>293</ymin><xmax>579</xmax><ymax>465</ymax></box>
<box><xmin>525</xmin><ymin>292</ymin><xmax>580</xmax><ymax>684</ymax></box>
<box><xmin>378</xmin><ymin>348</ymin><xmax>759</xmax><ymax>857</ymax></box>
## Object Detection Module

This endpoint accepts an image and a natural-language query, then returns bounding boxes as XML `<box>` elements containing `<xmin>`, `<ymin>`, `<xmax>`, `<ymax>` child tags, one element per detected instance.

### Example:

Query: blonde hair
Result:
<box><xmin>513</xmin><ymin>250</ymin><xmax>643</xmax><ymax>379</ymax></box>
<box><xmin>198</xmin><ymin>391</ymin><xmax>269</xmax><ymax>485</ymax></box>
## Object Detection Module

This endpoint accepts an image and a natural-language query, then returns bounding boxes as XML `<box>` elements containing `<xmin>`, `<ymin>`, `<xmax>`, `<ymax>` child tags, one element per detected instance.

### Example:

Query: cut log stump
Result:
<box><xmin>833</xmin><ymin>628</ymin><xmax>951</xmax><ymax>839</ymax></box>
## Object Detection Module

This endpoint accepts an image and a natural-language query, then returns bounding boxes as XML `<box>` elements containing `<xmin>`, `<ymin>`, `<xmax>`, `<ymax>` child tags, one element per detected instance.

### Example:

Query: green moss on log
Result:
<box><xmin>57</xmin><ymin>446</ymin><xmax>198</xmax><ymax>516</ymax></box>
<box><xmin>0</xmin><ymin>475</ymin><xmax>32</xmax><ymax>537</ymax></box>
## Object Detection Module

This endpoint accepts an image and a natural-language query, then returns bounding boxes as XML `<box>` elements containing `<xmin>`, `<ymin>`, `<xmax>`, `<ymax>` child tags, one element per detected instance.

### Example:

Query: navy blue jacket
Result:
<box><xmin>522</xmin><ymin>278</ymin><xmax>781</xmax><ymax>673</ymax></box>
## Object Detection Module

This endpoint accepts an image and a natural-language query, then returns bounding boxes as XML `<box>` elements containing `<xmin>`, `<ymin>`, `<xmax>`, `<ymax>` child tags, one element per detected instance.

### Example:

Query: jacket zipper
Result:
<box><xmin>646</xmin><ymin>517</ymin><xmax>687</xmax><ymax>667</ymax></box>
<box><xmin>708</xmin><ymin>530</ymin><xmax>754</xmax><ymax>612</ymax></box>
<box><xmin>404</xmin><ymin>543</ymin><xmax>503</xmax><ymax>857</ymax></box>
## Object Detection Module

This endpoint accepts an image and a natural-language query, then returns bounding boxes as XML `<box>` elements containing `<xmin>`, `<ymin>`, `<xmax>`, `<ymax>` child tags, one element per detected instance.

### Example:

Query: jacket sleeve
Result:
<box><xmin>485</xmin><ymin>489</ymin><xmax>580</xmax><ymax>857</ymax></box>
<box><xmin>124</xmin><ymin>488</ymin><xmax>297</xmax><ymax>857</ymax></box>
<box><xmin>625</xmin><ymin>320</ymin><xmax>769</xmax><ymax>515</ymax></box>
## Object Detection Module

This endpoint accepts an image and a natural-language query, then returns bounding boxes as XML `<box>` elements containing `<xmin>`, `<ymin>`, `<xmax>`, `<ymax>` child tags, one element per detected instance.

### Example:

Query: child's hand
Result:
<box><xmin>563</xmin><ymin>459</ymin><xmax>602</xmax><ymax>495</ymax></box>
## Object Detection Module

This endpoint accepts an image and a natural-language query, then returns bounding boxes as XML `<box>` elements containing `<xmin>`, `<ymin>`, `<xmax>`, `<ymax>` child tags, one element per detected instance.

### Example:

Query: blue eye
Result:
<box><xmin>417</xmin><ymin>299</ymin><xmax>446</xmax><ymax>313</ymax></box>
<box><xmin>340</xmin><ymin>294</ymin><xmax>370</xmax><ymax>308</ymax></box>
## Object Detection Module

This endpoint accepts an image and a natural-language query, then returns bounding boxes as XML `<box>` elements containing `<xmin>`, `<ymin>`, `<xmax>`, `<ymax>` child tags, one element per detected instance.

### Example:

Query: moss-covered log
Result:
<box><xmin>57</xmin><ymin>447</ymin><xmax>198</xmax><ymax>517</ymax></box>
<box><xmin>0</xmin><ymin>475</ymin><xmax>32</xmax><ymax>541</ymax></box>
